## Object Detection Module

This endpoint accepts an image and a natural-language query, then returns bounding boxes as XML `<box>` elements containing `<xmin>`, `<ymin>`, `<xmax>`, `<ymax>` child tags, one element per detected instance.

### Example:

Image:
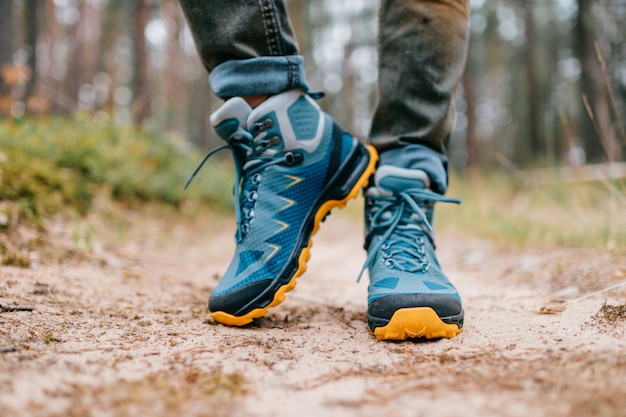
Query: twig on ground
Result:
<box><xmin>568</xmin><ymin>280</ymin><xmax>626</xmax><ymax>303</ymax></box>
<box><xmin>0</xmin><ymin>304</ymin><xmax>35</xmax><ymax>313</ymax></box>
<box><xmin>539</xmin><ymin>279</ymin><xmax>626</xmax><ymax>314</ymax></box>
<box><xmin>0</xmin><ymin>346</ymin><xmax>20</xmax><ymax>353</ymax></box>
<box><xmin>328</xmin><ymin>308</ymin><xmax>357</xmax><ymax>330</ymax></box>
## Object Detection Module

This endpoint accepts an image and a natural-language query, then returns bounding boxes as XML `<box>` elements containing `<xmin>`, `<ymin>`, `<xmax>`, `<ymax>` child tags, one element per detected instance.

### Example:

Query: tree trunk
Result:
<box><xmin>163</xmin><ymin>0</ymin><xmax>182</xmax><ymax>130</ymax></box>
<box><xmin>576</xmin><ymin>0</ymin><xmax>621</xmax><ymax>162</ymax></box>
<box><xmin>64</xmin><ymin>7</ymin><xmax>81</xmax><ymax>112</ymax></box>
<box><xmin>462</xmin><ymin>69</ymin><xmax>479</xmax><ymax>174</ymax></box>
<box><xmin>0</xmin><ymin>0</ymin><xmax>14</xmax><ymax>110</ymax></box>
<box><xmin>79</xmin><ymin>1</ymin><xmax>100</xmax><ymax>97</ymax></box>
<box><xmin>132</xmin><ymin>0</ymin><xmax>151</xmax><ymax>124</ymax></box>
<box><xmin>523</xmin><ymin>0</ymin><xmax>541</xmax><ymax>164</ymax></box>
<box><xmin>24</xmin><ymin>0</ymin><xmax>38</xmax><ymax>99</ymax></box>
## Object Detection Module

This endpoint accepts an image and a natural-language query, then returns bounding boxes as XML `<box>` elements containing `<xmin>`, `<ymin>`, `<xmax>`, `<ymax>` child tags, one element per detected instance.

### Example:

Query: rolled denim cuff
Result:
<box><xmin>209</xmin><ymin>55</ymin><xmax>310</xmax><ymax>99</ymax></box>
<box><xmin>379</xmin><ymin>144</ymin><xmax>449</xmax><ymax>194</ymax></box>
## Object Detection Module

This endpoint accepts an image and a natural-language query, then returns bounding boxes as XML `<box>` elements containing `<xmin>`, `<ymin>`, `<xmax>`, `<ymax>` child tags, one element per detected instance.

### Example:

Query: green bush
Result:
<box><xmin>0</xmin><ymin>115</ymin><xmax>233</xmax><ymax>223</ymax></box>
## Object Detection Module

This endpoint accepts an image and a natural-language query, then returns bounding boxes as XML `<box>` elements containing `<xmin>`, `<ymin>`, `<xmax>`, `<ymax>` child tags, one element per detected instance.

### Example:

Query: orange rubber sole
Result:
<box><xmin>372</xmin><ymin>307</ymin><xmax>463</xmax><ymax>341</ymax></box>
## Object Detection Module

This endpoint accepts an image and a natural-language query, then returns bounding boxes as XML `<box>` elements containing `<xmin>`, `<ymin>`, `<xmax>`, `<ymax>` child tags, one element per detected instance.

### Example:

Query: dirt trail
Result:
<box><xmin>1</xmin><ymin>207</ymin><xmax>625</xmax><ymax>417</ymax></box>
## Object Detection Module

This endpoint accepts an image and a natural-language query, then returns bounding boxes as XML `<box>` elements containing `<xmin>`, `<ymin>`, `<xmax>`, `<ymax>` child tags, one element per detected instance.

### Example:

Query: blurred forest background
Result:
<box><xmin>0</xmin><ymin>0</ymin><xmax>625</xmax><ymax>172</ymax></box>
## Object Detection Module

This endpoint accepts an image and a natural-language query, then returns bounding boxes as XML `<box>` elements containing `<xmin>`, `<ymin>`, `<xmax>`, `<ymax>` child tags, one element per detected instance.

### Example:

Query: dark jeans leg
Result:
<box><xmin>371</xmin><ymin>0</ymin><xmax>470</xmax><ymax>192</ymax></box>
<box><xmin>178</xmin><ymin>0</ymin><xmax>309</xmax><ymax>98</ymax></box>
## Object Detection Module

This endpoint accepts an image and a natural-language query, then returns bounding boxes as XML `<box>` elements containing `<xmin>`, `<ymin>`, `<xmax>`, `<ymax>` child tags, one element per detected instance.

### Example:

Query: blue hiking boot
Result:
<box><xmin>187</xmin><ymin>90</ymin><xmax>378</xmax><ymax>326</ymax></box>
<box><xmin>361</xmin><ymin>165</ymin><xmax>463</xmax><ymax>340</ymax></box>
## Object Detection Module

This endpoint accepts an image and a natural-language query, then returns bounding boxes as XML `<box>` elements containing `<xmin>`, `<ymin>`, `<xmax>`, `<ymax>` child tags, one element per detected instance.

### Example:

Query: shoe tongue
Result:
<box><xmin>209</xmin><ymin>97</ymin><xmax>252</xmax><ymax>140</ymax></box>
<box><xmin>369</xmin><ymin>166</ymin><xmax>433</xmax><ymax>232</ymax></box>
<box><xmin>372</xmin><ymin>166</ymin><xmax>431</xmax><ymax>196</ymax></box>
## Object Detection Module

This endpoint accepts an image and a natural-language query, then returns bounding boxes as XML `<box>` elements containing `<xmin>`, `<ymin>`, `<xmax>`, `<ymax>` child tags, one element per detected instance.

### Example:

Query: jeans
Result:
<box><xmin>178</xmin><ymin>0</ymin><xmax>470</xmax><ymax>194</ymax></box>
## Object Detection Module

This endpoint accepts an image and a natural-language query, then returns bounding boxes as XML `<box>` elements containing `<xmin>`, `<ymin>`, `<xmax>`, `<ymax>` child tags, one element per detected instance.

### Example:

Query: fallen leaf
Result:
<box><xmin>537</xmin><ymin>304</ymin><xmax>567</xmax><ymax>314</ymax></box>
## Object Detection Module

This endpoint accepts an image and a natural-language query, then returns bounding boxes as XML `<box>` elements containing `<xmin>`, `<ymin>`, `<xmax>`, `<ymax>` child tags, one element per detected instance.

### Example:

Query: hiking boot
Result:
<box><xmin>361</xmin><ymin>165</ymin><xmax>463</xmax><ymax>340</ymax></box>
<box><xmin>187</xmin><ymin>89</ymin><xmax>378</xmax><ymax>326</ymax></box>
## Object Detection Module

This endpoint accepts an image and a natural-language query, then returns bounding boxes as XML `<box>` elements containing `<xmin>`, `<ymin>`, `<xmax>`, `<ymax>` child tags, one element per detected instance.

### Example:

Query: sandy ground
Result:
<box><xmin>1</xmin><ymin>205</ymin><xmax>626</xmax><ymax>417</ymax></box>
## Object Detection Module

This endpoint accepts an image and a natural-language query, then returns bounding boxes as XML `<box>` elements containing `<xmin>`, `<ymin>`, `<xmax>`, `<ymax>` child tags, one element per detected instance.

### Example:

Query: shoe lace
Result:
<box><xmin>357</xmin><ymin>188</ymin><xmax>460</xmax><ymax>282</ymax></box>
<box><xmin>184</xmin><ymin>119</ymin><xmax>303</xmax><ymax>243</ymax></box>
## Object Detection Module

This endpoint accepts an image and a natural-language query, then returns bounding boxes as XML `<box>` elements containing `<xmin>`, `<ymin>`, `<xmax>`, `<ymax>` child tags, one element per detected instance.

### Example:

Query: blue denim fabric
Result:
<box><xmin>379</xmin><ymin>145</ymin><xmax>449</xmax><ymax>194</ymax></box>
<box><xmin>178</xmin><ymin>0</ymin><xmax>300</xmax><ymax>71</ymax></box>
<box><xmin>209</xmin><ymin>56</ymin><xmax>310</xmax><ymax>99</ymax></box>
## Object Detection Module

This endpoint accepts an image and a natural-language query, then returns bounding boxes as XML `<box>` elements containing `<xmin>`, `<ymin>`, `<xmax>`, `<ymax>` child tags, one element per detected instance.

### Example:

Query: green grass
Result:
<box><xmin>0</xmin><ymin>115</ymin><xmax>234</xmax><ymax>225</ymax></box>
<box><xmin>437</xmin><ymin>170</ymin><xmax>626</xmax><ymax>249</ymax></box>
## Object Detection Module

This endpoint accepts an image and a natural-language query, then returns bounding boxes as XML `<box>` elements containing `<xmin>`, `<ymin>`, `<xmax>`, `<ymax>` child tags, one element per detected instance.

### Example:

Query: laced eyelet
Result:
<box><xmin>284</xmin><ymin>152</ymin><xmax>303</xmax><ymax>166</ymax></box>
<box><xmin>381</xmin><ymin>243</ymin><xmax>391</xmax><ymax>251</ymax></box>
<box><xmin>259</xmin><ymin>136</ymin><xmax>280</xmax><ymax>149</ymax></box>
<box><xmin>268</xmin><ymin>136</ymin><xmax>280</xmax><ymax>146</ymax></box>
<box><xmin>385</xmin><ymin>259</ymin><xmax>395</xmax><ymax>268</ymax></box>
<box><xmin>248</xmin><ymin>191</ymin><xmax>258</xmax><ymax>202</ymax></box>
<box><xmin>252</xmin><ymin>174</ymin><xmax>262</xmax><ymax>184</ymax></box>
<box><xmin>252</xmin><ymin>119</ymin><xmax>273</xmax><ymax>133</ymax></box>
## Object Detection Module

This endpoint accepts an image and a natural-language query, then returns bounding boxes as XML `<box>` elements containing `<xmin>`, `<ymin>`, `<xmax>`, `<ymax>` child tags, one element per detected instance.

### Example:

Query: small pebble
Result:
<box><xmin>271</xmin><ymin>363</ymin><xmax>288</xmax><ymax>373</ymax></box>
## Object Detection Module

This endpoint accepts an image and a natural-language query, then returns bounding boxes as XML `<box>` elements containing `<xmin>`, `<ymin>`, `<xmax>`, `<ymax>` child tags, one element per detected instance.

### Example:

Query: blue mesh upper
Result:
<box><xmin>371</xmin><ymin>277</ymin><xmax>399</xmax><ymax>290</ymax></box>
<box><xmin>288</xmin><ymin>97</ymin><xmax>320</xmax><ymax>140</ymax></box>
<box><xmin>211</xmin><ymin>113</ymin><xmax>347</xmax><ymax>297</ymax></box>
